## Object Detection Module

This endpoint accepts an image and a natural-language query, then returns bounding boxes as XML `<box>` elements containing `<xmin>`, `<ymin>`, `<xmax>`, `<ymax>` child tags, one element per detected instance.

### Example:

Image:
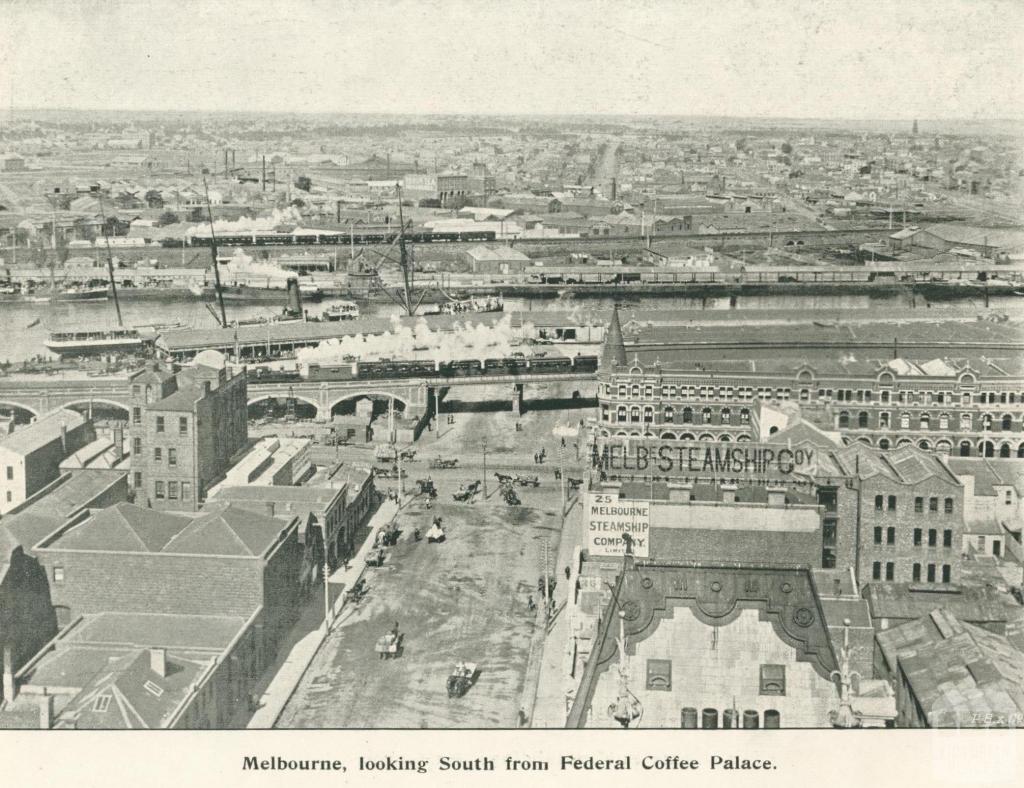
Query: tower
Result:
<box><xmin>600</xmin><ymin>303</ymin><xmax>628</xmax><ymax>371</ymax></box>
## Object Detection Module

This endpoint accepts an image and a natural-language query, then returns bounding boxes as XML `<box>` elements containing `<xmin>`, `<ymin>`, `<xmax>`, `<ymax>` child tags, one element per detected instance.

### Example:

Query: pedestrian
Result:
<box><xmin>564</xmin><ymin>565</ymin><xmax>571</xmax><ymax>580</ymax></box>
<box><xmin>527</xmin><ymin>595</ymin><xmax>536</xmax><ymax>612</ymax></box>
<box><xmin>518</xmin><ymin>708</ymin><xmax>528</xmax><ymax>728</ymax></box>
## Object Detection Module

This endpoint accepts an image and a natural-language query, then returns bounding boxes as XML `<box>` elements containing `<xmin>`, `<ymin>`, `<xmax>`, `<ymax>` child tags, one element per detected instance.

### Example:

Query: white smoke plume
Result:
<box><xmin>187</xmin><ymin>207</ymin><xmax>304</xmax><ymax>236</ymax></box>
<box><xmin>297</xmin><ymin>314</ymin><xmax>536</xmax><ymax>366</ymax></box>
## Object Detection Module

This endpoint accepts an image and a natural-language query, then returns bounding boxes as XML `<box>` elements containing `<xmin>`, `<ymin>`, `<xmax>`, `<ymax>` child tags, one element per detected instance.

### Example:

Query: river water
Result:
<box><xmin>3</xmin><ymin>291</ymin><xmax>1021</xmax><ymax>364</ymax></box>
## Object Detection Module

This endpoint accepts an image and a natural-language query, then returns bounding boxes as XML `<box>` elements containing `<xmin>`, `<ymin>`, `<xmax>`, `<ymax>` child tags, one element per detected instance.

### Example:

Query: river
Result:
<box><xmin>3</xmin><ymin>291</ymin><xmax>1022</xmax><ymax>364</ymax></box>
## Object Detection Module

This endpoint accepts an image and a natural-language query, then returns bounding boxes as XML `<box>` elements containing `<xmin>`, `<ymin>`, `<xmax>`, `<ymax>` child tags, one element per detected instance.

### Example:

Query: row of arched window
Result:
<box><xmin>838</xmin><ymin>410</ymin><xmax>1019</xmax><ymax>432</ymax></box>
<box><xmin>603</xmin><ymin>404</ymin><xmax>751</xmax><ymax>426</ymax></box>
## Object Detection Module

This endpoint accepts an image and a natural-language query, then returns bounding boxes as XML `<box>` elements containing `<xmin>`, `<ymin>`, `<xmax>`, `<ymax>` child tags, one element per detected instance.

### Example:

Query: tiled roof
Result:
<box><xmin>163</xmin><ymin>503</ymin><xmax>290</xmax><ymax>557</ymax></box>
<box><xmin>864</xmin><ymin>583</ymin><xmax>1011</xmax><ymax>624</ymax></box>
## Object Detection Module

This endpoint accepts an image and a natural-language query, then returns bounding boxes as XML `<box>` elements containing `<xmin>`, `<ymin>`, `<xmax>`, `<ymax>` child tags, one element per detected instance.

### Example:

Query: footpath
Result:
<box><xmin>247</xmin><ymin>498</ymin><xmax>400</xmax><ymax>728</ymax></box>
<box><xmin>519</xmin><ymin>494</ymin><xmax>583</xmax><ymax>728</ymax></box>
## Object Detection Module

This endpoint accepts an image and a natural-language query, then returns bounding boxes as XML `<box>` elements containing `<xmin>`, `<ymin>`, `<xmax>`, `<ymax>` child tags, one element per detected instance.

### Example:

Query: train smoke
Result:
<box><xmin>296</xmin><ymin>314</ymin><xmax>535</xmax><ymax>365</ymax></box>
<box><xmin>187</xmin><ymin>207</ymin><xmax>305</xmax><ymax>236</ymax></box>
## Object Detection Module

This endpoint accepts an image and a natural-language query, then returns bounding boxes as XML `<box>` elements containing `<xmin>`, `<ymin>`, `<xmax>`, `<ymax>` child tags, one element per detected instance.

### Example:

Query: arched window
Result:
<box><xmin>1018</xmin><ymin>442</ymin><xmax>1024</xmax><ymax>458</ymax></box>
<box><xmin>999</xmin><ymin>443</ymin><xmax>1011</xmax><ymax>458</ymax></box>
<box><xmin>630</xmin><ymin>384</ymin><xmax>640</xmax><ymax>398</ymax></box>
<box><xmin>920</xmin><ymin>413</ymin><xmax>930</xmax><ymax>430</ymax></box>
<box><xmin>721</xmin><ymin>408</ymin><xmax>731</xmax><ymax>424</ymax></box>
<box><xmin>682</xmin><ymin>407</ymin><xmax>693</xmax><ymax>424</ymax></box>
<box><xmin>858</xmin><ymin>411</ymin><xmax>869</xmax><ymax>429</ymax></box>
<box><xmin>616</xmin><ymin>405</ymin><xmax>626</xmax><ymax>422</ymax></box>
<box><xmin>981</xmin><ymin>440</ymin><xmax>995</xmax><ymax>458</ymax></box>
<box><xmin>664</xmin><ymin>406</ymin><xmax>675</xmax><ymax>422</ymax></box>
<box><xmin>918</xmin><ymin>440</ymin><xmax>931</xmax><ymax>450</ymax></box>
<box><xmin>1001</xmin><ymin>414</ymin><xmax>1012</xmax><ymax>430</ymax></box>
<box><xmin>982</xmin><ymin>414</ymin><xmax>993</xmax><ymax>430</ymax></box>
<box><xmin>702</xmin><ymin>407</ymin><xmax>712</xmax><ymax>424</ymax></box>
<box><xmin>959</xmin><ymin>441</ymin><xmax>972</xmax><ymax>457</ymax></box>
<box><xmin>740</xmin><ymin>408</ymin><xmax>750</xmax><ymax>424</ymax></box>
<box><xmin>900</xmin><ymin>413</ymin><xmax>910</xmax><ymax>429</ymax></box>
<box><xmin>618</xmin><ymin>384</ymin><xmax>626</xmax><ymax>397</ymax></box>
<box><xmin>878</xmin><ymin>438</ymin><xmax>890</xmax><ymax>449</ymax></box>
<box><xmin>642</xmin><ymin>406</ymin><xmax>654</xmax><ymax>423</ymax></box>
<box><xmin>960</xmin><ymin>413</ymin><xmax>972</xmax><ymax>430</ymax></box>
<box><xmin>838</xmin><ymin>411</ymin><xmax>850</xmax><ymax>429</ymax></box>
<box><xmin>629</xmin><ymin>406</ymin><xmax>640</xmax><ymax>423</ymax></box>
<box><xmin>939</xmin><ymin>413</ymin><xmax>949</xmax><ymax>430</ymax></box>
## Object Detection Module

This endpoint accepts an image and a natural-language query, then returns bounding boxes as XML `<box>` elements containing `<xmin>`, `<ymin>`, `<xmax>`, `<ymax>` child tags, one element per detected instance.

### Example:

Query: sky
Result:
<box><xmin>1</xmin><ymin>0</ymin><xmax>1022</xmax><ymax>120</ymax></box>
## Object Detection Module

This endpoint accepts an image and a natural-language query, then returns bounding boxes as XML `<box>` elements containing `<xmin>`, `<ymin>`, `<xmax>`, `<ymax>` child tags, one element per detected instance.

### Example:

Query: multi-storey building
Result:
<box><xmin>596</xmin><ymin>307</ymin><xmax>1024</xmax><ymax>458</ymax></box>
<box><xmin>128</xmin><ymin>351</ymin><xmax>247</xmax><ymax>511</ymax></box>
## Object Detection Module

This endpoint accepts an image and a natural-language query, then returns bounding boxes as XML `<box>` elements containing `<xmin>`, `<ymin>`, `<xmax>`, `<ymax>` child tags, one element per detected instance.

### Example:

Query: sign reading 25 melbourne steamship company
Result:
<box><xmin>585</xmin><ymin>493</ymin><xmax>650</xmax><ymax>557</ymax></box>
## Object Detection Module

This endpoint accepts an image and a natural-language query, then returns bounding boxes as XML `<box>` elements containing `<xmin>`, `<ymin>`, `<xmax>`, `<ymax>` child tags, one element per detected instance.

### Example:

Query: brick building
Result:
<box><xmin>128</xmin><ymin>351</ymin><xmax>248</xmax><ymax>511</ymax></box>
<box><xmin>595</xmin><ymin>306</ymin><xmax>1024</xmax><ymax>458</ymax></box>
<box><xmin>0</xmin><ymin>409</ymin><xmax>96</xmax><ymax>514</ymax></box>
<box><xmin>32</xmin><ymin>501</ymin><xmax>301</xmax><ymax>663</ymax></box>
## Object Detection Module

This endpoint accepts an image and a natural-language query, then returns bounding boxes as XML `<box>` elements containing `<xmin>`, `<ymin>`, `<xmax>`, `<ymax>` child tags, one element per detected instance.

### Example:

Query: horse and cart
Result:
<box><xmin>452</xmin><ymin>479</ymin><xmax>481</xmax><ymax>502</ymax></box>
<box><xmin>446</xmin><ymin>662</ymin><xmax>478</xmax><ymax>698</ymax></box>
<box><xmin>429</xmin><ymin>458</ymin><xmax>458</xmax><ymax>470</ymax></box>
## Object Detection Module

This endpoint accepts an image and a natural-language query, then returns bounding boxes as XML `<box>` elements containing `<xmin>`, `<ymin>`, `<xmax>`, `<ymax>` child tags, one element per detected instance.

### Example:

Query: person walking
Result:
<box><xmin>564</xmin><ymin>565</ymin><xmax>571</xmax><ymax>580</ymax></box>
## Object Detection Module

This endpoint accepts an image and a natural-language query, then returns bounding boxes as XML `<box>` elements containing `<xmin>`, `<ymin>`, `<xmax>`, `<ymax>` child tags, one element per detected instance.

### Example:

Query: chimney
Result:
<box><xmin>2</xmin><ymin>645</ymin><xmax>15</xmax><ymax>702</ymax></box>
<box><xmin>149</xmin><ymin>648</ymin><xmax>167</xmax><ymax>678</ymax></box>
<box><xmin>265</xmin><ymin>501</ymin><xmax>276</xmax><ymax>518</ymax></box>
<box><xmin>113</xmin><ymin>425</ymin><xmax>124</xmax><ymax>461</ymax></box>
<box><xmin>610</xmin><ymin>178</ymin><xmax>617</xmax><ymax>201</ymax></box>
<box><xmin>668</xmin><ymin>482</ymin><xmax>693</xmax><ymax>503</ymax></box>
<box><xmin>60</xmin><ymin>422</ymin><xmax>68</xmax><ymax>454</ymax></box>
<box><xmin>39</xmin><ymin>693</ymin><xmax>54</xmax><ymax>730</ymax></box>
<box><xmin>767</xmin><ymin>487</ymin><xmax>787</xmax><ymax>506</ymax></box>
<box><xmin>721</xmin><ymin>483</ymin><xmax>738</xmax><ymax>503</ymax></box>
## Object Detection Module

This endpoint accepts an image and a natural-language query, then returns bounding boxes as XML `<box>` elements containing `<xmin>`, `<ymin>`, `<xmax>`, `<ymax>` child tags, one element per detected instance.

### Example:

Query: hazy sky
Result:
<box><xmin>1</xmin><ymin>0</ymin><xmax>1022</xmax><ymax>119</ymax></box>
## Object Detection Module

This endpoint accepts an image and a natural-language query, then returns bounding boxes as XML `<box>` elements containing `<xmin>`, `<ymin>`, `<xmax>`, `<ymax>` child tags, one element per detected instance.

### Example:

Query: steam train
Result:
<box><xmin>178</xmin><ymin>228</ymin><xmax>497</xmax><ymax>248</ymax></box>
<box><xmin>248</xmin><ymin>354</ymin><xmax>598</xmax><ymax>384</ymax></box>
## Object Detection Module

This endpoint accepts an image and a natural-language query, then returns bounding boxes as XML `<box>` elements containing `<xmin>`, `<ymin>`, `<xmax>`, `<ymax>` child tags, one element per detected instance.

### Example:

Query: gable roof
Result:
<box><xmin>0</xmin><ymin>408</ymin><xmax>88</xmax><ymax>457</ymax></box>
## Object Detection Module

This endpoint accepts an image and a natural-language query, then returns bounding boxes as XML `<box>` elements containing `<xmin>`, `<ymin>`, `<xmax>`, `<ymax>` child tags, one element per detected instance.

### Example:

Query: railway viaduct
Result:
<box><xmin>0</xmin><ymin>369</ymin><xmax>596</xmax><ymax>423</ymax></box>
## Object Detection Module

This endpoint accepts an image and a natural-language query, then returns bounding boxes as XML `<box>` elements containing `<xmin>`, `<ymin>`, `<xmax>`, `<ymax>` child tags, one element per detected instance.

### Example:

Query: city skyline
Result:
<box><xmin>1</xmin><ymin>0</ymin><xmax>1022</xmax><ymax>121</ymax></box>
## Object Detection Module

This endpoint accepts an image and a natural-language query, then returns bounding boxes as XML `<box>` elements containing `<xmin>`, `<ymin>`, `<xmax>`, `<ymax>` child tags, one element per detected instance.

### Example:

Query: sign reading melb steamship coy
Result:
<box><xmin>592</xmin><ymin>441</ymin><xmax>816</xmax><ymax>477</ymax></box>
<box><xmin>585</xmin><ymin>493</ymin><xmax>651</xmax><ymax>557</ymax></box>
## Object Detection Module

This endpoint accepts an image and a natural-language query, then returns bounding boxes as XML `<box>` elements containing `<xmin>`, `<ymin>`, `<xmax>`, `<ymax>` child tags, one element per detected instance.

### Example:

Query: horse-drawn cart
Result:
<box><xmin>429</xmin><ymin>458</ymin><xmax>458</xmax><ymax>470</ymax></box>
<box><xmin>375</xmin><ymin>632</ymin><xmax>400</xmax><ymax>659</ymax></box>
<box><xmin>446</xmin><ymin>662</ymin><xmax>477</xmax><ymax>698</ymax></box>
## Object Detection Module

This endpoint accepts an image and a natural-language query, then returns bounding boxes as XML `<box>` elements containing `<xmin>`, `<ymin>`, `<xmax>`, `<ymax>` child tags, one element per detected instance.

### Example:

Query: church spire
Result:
<box><xmin>601</xmin><ymin>303</ymin><xmax>627</xmax><ymax>370</ymax></box>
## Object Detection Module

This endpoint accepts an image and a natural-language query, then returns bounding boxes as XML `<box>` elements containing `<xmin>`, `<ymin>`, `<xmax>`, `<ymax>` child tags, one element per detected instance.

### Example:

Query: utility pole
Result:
<box><xmin>322</xmin><ymin>524</ymin><xmax>332</xmax><ymax>628</ymax></box>
<box><xmin>559</xmin><ymin>434</ymin><xmax>567</xmax><ymax>516</ymax></box>
<box><xmin>543</xmin><ymin>539</ymin><xmax>551</xmax><ymax>623</ymax></box>
<box><xmin>482</xmin><ymin>438</ymin><xmax>488</xmax><ymax>499</ymax></box>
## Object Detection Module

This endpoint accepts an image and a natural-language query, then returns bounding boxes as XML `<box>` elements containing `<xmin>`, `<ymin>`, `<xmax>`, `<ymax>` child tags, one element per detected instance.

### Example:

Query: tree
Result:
<box><xmin>295</xmin><ymin>175</ymin><xmax>312</xmax><ymax>192</ymax></box>
<box><xmin>156</xmin><ymin>211</ymin><xmax>180</xmax><ymax>227</ymax></box>
<box><xmin>145</xmin><ymin>189</ymin><xmax>164</xmax><ymax>209</ymax></box>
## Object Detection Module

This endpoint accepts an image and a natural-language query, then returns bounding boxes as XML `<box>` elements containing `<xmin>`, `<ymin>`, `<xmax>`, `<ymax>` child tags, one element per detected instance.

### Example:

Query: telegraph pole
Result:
<box><xmin>322</xmin><ymin>524</ymin><xmax>332</xmax><ymax>628</ymax></box>
<box><xmin>482</xmin><ymin>439</ymin><xmax>488</xmax><ymax>499</ymax></box>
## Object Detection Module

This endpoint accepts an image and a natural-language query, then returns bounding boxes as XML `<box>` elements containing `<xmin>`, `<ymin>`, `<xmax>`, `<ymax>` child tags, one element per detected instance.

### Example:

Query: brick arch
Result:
<box><xmin>248</xmin><ymin>394</ymin><xmax>320</xmax><ymax>418</ymax></box>
<box><xmin>328</xmin><ymin>392</ymin><xmax>409</xmax><ymax>416</ymax></box>
<box><xmin>62</xmin><ymin>398</ymin><xmax>130</xmax><ymax>417</ymax></box>
<box><xmin>0</xmin><ymin>400</ymin><xmax>40</xmax><ymax>419</ymax></box>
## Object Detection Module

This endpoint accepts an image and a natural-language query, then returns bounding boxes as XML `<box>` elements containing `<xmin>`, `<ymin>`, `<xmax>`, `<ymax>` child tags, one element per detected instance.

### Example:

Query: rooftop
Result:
<box><xmin>0</xmin><ymin>408</ymin><xmax>88</xmax><ymax>457</ymax></box>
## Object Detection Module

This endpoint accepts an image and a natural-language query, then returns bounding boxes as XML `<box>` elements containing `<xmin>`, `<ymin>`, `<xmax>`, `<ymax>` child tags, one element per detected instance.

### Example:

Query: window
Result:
<box><xmin>944</xmin><ymin>498</ymin><xmax>954</xmax><ymax>514</ymax></box>
<box><xmin>133</xmin><ymin>437</ymin><xmax>142</xmax><ymax>455</ymax></box>
<box><xmin>682</xmin><ymin>407</ymin><xmax>693</xmax><ymax>424</ymax></box>
<box><xmin>914</xmin><ymin>528</ymin><xmax>922</xmax><ymax>546</ymax></box>
<box><xmin>645</xmin><ymin>659</ymin><xmax>672</xmax><ymax>691</ymax></box>
<box><xmin>912</xmin><ymin>563</ymin><xmax>921</xmax><ymax>581</ymax></box>
<box><xmin>914</xmin><ymin>497</ymin><xmax>924</xmax><ymax>513</ymax></box>
<box><xmin>880</xmin><ymin>412</ymin><xmax>891</xmax><ymax>428</ymax></box>
<box><xmin>943</xmin><ymin>529</ymin><xmax>952</xmax><ymax>548</ymax></box>
<box><xmin>181</xmin><ymin>482</ymin><xmax>191</xmax><ymax>502</ymax></box>
<box><xmin>927</xmin><ymin>564</ymin><xmax>936</xmax><ymax>582</ymax></box>
<box><xmin>759</xmin><ymin>665</ymin><xmax>786</xmax><ymax>696</ymax></box>
<box><xmin>168</xmin><ymin>448</ymin><xmax>177</xmax><ymax>466</ymax></box>
<box><xmin>886</xmin><ymin>527</ymin><xmax>896</xmax><ymax>545</ymax></box>
<box><xmin>4</xmin><ymin>466</ymin><xmax>11</xmax><ymax>481</ymax></box>
<box><xmin>155</xmin><ymin>481</ymin><xmax>165</xmax><ymax>499</ymax></box>
<box><xmin>133</xmin><ymin>472</ymin><xmax>142</xmax><ymax>488</ymax></box>
<box><xmin>941</xmin><ymin>565</ymin><xmax>951</xmax><ymax>584</ymax></box>
<box><xmin>53</xmin><ymin>566</ymin><xmax>64</xmax><ymax>583</ymax></box>
<box><xmin>885</xmin><ymin>562</ymin><xmax>895</xmax><ymax>581</ymax></box>
<box><xmin>858</xmin><ymin>411</ymin><xmax>869</xmax><ymax>428</ymax></box>
<box><xmin>1007</xmin><ymin>491</ymin><xmax>1014</xmax><ymax>505</ymax></box>
<box><xmin>960</xmin><ymin>413</ymin><xmax>972</xmax><ymax>430</ymax></box>
<box><xmin>875</xmin><ymin>495</ymin><xmax>884</xmax><ymax>511</ymax></box>
<box><xmin>873</xmin><ymin>526</ymin><xmax>883</xmax><ymax>545</ymax></box>
<box><xmin>872</xmin><ymin>561</ymin><xmax>881</xmax><ymax>580</ymax></box>
<box><xmin>900</xmin><ymin>413</ymin><xmax>910</xmax><ymax>429</ymax></box>
<box><xmin>143</xmin><ymin>680</ymin><xmax>164</xmax><ymax>698</ymax></box>
<box><xmin>168</xmin><ymin>481</ymin><xmax>178</xmax><ymax>500</ymax></box>
<box><xmin>179</xmin><ymin>417</ymin><xmax>188</xmax><ymax>435</ymax></box>
<box><xmin>993</xmin><ymin>540</ymin><xmax>1002</xmax><ymax>557</ymax></box>
<box><xmin>132</xmin><ymin>384</ymin><xmax>140</xmax><ymax>396</ymax></box>
<box><xmin>132</xmin><ymin>407</ymin><xmax>141</xmax><ymax>425</ymax></box>
<box><xmin>928</xmin><ymin>529</ymin><xmax>937</xmax><ymax>547</ymax></box>
<box><xmin>156</xmin><ymin>416</ymin><xmax>165</xmax><ymax>433</ymax></box>
<box><xmin>929</xmin><ymin>497</ymin><xmax>938</xmax><ymax>513</ymax></box>
<box><xmin>939</xmin><ymin>413</ymin><xmax>949</xmax><ymax>430</ymax></box>
<box><xmin>888</xmin><ymin>495</ymin><xmax>897</xmax><ymax>511</ymax></box>
<box><xmin>154</xmin><ymin>447</ymin><xmax>162</xmax><ymax>462</ymax></box>
<box><xmin>92</xmin><ymin>695</ymin><xmax>111</xmax><ymax>713</ymax></box>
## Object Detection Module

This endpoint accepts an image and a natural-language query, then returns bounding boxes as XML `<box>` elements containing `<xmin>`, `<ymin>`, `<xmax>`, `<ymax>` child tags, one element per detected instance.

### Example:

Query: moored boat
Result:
<box><xmin>44</xmin><ymin>328</ymin><xmax>150</xmax><ymax>356</ymax></box>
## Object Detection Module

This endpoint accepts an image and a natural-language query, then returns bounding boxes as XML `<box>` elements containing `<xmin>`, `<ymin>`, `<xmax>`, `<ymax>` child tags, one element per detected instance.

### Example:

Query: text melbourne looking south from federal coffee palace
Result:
<box><xmin>0</xmin><ymin>0</ymin><xmax>1022</xmax><ymax>733</ymax></box>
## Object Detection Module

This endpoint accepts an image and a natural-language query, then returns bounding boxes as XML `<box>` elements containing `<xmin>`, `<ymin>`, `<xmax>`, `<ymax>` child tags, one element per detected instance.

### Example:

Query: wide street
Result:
<box><xmin>275</xmin><ymin>479</ymin><xmax>571</xmax><ymax>728</ymax></box>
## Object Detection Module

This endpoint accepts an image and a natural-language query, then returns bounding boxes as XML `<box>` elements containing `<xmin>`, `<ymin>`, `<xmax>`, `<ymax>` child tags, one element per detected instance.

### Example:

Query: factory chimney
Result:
<box><xmin>286</xmin><ymin>277</ymin><xmax>303</xmax><ymax>318</ymax></box>
<box><xmin>611</xmin><ymin>178</ymin><xmax>617</xmax><ymax>202</ymax></box>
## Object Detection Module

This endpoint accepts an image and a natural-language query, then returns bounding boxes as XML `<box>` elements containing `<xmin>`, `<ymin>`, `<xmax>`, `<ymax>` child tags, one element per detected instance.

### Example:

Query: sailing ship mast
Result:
<box><xmin>202</xmin><ymin>177</ymin><xmax>228</xmax><ymax>328</ymax></box>
<box><xmin>96</xmin><ymin>194</ymin><xmax>123</xmax><ymax>327</ymax></box>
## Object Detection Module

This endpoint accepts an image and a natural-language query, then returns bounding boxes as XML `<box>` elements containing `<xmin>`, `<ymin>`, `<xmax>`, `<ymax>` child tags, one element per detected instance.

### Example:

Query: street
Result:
<box><xmin>275</xmin><ymin>475</ymin><xmax>573</xmax><ymax>728</ymax></box>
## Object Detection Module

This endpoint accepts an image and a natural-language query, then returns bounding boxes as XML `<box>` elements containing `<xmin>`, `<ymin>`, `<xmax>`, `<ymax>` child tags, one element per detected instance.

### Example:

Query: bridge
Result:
<box><xmin>0</xmin><ymin>368</ymin><xmax>596</xmax><ymax>422</ymax></box>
